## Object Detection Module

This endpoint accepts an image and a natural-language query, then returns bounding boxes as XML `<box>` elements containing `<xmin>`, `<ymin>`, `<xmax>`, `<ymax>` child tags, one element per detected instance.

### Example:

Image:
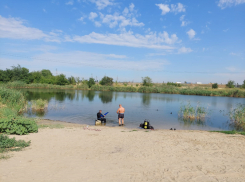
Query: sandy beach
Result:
<box><xmin>1</xmin><ymin>120</ymin><xmax>245</xmax><ymax>182</ymax></box>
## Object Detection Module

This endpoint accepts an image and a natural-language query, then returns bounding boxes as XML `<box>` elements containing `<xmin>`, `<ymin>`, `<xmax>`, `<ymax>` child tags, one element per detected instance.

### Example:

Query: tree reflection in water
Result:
<box><xmin>99</xmin><ymin>91</ymin><xmax>113</xmax><ymax>103</ymax></box>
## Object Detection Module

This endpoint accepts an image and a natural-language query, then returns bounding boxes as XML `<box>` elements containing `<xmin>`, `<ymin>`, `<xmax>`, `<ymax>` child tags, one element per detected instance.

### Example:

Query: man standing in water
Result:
<box><xmin>117</xmin><ymin>104</ymin><xmax>125</xmax><ymax>126</ymax></box>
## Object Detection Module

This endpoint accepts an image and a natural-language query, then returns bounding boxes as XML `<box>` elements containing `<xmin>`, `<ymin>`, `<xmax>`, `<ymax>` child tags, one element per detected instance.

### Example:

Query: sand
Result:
<box><xmin>1</xmin><ymin>121</ymin><xmax>245</xmax><ymax>182</ymax></box>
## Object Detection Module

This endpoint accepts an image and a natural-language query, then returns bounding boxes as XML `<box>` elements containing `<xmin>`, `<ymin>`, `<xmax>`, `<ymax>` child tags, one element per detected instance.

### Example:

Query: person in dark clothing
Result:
<box><xmin>97</xmin><ymin>110</ymin><xmax>106</xmax><ymax>122</ymax></box>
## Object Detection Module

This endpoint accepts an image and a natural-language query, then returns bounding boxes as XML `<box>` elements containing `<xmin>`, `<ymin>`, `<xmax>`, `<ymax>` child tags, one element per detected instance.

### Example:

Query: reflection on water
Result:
<box><xmin>21</xmin><ymin>89</ymin><xmax>245</xmax><ymax>131</ymax></box>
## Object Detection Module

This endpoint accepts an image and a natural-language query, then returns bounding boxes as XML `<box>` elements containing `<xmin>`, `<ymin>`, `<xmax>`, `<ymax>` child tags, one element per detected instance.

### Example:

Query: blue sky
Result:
<box><xmin>0</xmin><ymin>0</ymin><xmax>244</xmax><ymax>84</ymax></box>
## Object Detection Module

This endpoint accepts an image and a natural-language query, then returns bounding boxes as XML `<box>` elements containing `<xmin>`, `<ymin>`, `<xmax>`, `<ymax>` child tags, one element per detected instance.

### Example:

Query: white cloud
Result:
<box><xmin>94</xmin><ymin>21</ymin><xmax>101</xmax><ymax>27</ymax></box>
<box><xmin>0</xmin><ymin>16</ymin><xmax>61</xmax><ymax>42</ymax></box>
<box><xmin>186</xmin><ymin>29</ymin><xmax>196</xmax><ymax>39</ymax></box>
<box><xmin>67</xmin><ymin>31</ymin><xmax>179</xmax><ymax>49</ymax></box>
<box><xmin>89</xmin><ymin>12</ymin><xmax>98</xmax><ymax>20</ymax></box>
<box><xmin>43</xmin><ymin>9</ymin><xmax>46</xmax><ymax>13</ymax></box>
<box><xmin>1</xmin><ymin>51</ymin><xmax>169</xmax><ymax>72</ymax></box>
<box><xmin>171</xmin><ymin>3</ymin><xmax>186</xmax><ymax>13</ymax></box>
<box><xmin>180</xmin><ymin>15</ymin><xmax>189</xmax><ymax>26</ymax></box>
<box><xmin>97</xmin><ymin>4</ymin><xmax>144</xmax><ymax>28</ymax></box>
<box><xmin>218</xmin><ymin>0</ymin><xmax>245</xmax><ymax>9</ymax></box>
<box><xmin>178</xmin><ymin>47</ymin><xmax>193</xmax><ymax>54</ymax></box>
<box><xmin>78</xmin><ymin>16</ymin><xmax>86</xmax><ymax>21</ymax></box>
<box><xmin>155</xmin><ymin>4</ymin><xmax>170</xmax><ymax>15</ymax></box>
<box><xmin>65</xmin><ymin>0</ymin><xmax>74</xmax><ymax>5</ymax></box>
<box><xmin>90</xmin><ymin>0</ymin><xmax>113</xmax><ymax>10</ymax></box>
<box><xmin>156</xmin><ymin>3</ymin><xmax>185</xmax><ymax>15</ymax></box>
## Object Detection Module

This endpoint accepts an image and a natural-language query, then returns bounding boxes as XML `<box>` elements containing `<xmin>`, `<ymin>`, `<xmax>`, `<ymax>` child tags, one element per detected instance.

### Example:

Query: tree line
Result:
<box><xmin>0</xmin><ymin>65</ymin><xmax>244</xmax><ymax>89</ymax></box>
<box><xmin>0</xmin><ymin>65</ymin><xmax>114</xmax><ymax>87</ymax></box>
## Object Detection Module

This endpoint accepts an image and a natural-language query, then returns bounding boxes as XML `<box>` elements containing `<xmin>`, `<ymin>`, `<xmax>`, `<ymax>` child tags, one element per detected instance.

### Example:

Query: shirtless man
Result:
<box><xmin>116</xmin><ymin>104</ymin><xmax>125</xmax><ymax>126</ymax></box>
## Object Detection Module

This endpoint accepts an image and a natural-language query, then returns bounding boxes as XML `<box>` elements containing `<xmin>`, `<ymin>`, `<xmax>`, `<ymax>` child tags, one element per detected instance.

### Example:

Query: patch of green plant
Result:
<box><xmin>178</xmin><ymin>102</ymin><xmax>209</xmax><ymax>121</ymax></box>
<box><xmin>30</xmin><ymin>99</ymin><xmax>48</xmax><ymax>111</ymax></box>
<box><xmin>167</xmin><ymin>82</ymin><xmax>181</xmax><ymax>87</ymax></box>
<box><xmin>212</xmin><ymin>83</ymin><xmax>218</xmax><ymax>89</ymax></box>
<box><xmin>0</xmin><ymin>134</ymin><xmax>30</xmax><ymax>154</ymax></box>
<box><xmin>226</xmin><ymin>80</ymin><xmax>235</xmax><ymax>88</ymax></box>
<box><xmin>229</xmin><ymin>104</ymin><xmax>245</xmax><ymax>131</ymax></box>
<box><xmin>210</xmin><ymin>130</ymin><xmax>245</xmax><ymax>136</ymax></box>
<box><xmin>0</xmin><ymin>116</ymin><xmax>38</xmax><ymax>135</ymax></box>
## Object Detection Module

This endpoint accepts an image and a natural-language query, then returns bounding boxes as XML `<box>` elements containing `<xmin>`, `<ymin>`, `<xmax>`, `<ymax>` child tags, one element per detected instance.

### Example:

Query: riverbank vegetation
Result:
<box><xmin>30</xmin><ymin>99</ymin><xmax>48</xmax><ymax>111</ymax></box>
<box><xmin>0</xmin><ymin>87</ymin><xmax>38</xmax><ymax>135</ymax></box>
<box><xmin>1</xmin><ymin>65</ymin><xmax>245</xmax><ymax>98</ymax></box>
<box><xmin>178</xmin><ymin>102</ymin><xmax>209</xmax><ymax>121</ymax></box>
<box><xmin>229</xmin><ymin>104</ymin><xmax>245</xmax><ymax>131</ymax></box>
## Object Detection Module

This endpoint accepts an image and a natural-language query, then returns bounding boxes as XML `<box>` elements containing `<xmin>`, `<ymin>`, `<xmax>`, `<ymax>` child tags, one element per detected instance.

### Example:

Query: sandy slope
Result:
<box><xmin>0</xmin><ymin>123</ymin><xmax>245</xmax><ymax>182</ymax></box>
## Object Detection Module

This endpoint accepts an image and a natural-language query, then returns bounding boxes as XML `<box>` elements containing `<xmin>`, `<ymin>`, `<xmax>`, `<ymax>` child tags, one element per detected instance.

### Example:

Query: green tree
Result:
<box><xmin>30</xmin><ymin>71</ymin><xmax>42</xmax><ymax>83</ymax></box>
<box><xmin>56</xmin><ymin>74</ymin><xmax>68</xmax><ymax>85</ymax></box>
<box><xmin>212</xmin><ymin>83</ymin><xmax>218</xmax><ymax>89</ymax></box>
<box><xmin>41</xmin><ymin>69</ymin><xmax>53</xmax><ymax>77</ymax></box>
<box><xmin>99</xmin><ymin>76</ymin><xmax>113</xmax><ymax>86</ymax></box>
<box><xmin>87</xmin><ymin>78</ymin><xmax>95</xmax><ymax>88</ymax></box>
<box><xmin>242</xmin><ymin>80</ymin><xmax>245</xmax><ymax>89</ymax></box>
<box><xmin>142</xmin><ymin>76</ymin><xmax>153</xmax><ymax>87</ymax></box>
<box><xmin>226</xmin><ymin>80</ymin><xmax>235</xmax><ymax>88</ymax></box>
<box><xmin>68</xmin><ymin>76</ymin><xmax>76</xmax><ymax>85</ymax></box>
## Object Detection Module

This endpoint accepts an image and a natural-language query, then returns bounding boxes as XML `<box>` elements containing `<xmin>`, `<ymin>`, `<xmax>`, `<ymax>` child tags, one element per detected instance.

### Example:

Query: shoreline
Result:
<box><xmin>1</xmin><ymin>121</ymin><xmax>245</xmax><ymax>182</ymax></box>
<box><xmin>4</xmin><ymin>85</ymin><xmax>245</xmax><ymax>98</ymax></box>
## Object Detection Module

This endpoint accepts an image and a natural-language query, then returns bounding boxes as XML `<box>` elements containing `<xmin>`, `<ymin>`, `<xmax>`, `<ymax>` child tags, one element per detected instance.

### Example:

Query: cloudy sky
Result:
<box><xmin>0</xmin><ymin>0</ymin><xmax>244</xmax><ymax>83</ymax></box>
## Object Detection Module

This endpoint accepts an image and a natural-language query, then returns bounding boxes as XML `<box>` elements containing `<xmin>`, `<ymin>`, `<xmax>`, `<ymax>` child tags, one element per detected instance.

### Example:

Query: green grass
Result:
<box><xmin>0</xmin><ymin>134</ymin><xmax>30</xmax><ymax>154</ymax></box>
<box><xmin>210</xmin><ymin>131</ymin><xmax>245</xmax><ymax>135</ymax></box>
<box><xmin>178</xmin><ymin>102</ymin><xmax>209</xmax><ymax>121</ymax></box>
<box><xmin>3</xmin><ymin>81</ymin><xmax>245</xmax><ymax>98</ymax></box>
<box><xmin>229</xmin><ymin>104</ymin><xmax>245</xmax><ymax>131</ymax></box>
<box><xmin>0</xmin><ymin>154</ymin><xmax>10</xmax><ymax>160</ymax></box>
<box><xmin>30</xmin><ymin>99</ymin><xmax>48</xmax><ymax>111</ymax></box>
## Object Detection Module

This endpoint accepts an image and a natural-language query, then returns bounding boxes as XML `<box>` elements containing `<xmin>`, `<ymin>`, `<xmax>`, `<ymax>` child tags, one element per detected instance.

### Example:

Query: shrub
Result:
<box><xmin>99</xmin><ymin>76</ymin><xmax>113</xmax><ymax>86</ymax></box>
<box><xmin>123</xmin><ymin>82</ymin><xmax>128</xmax><ymax>87</ymax></box>
<box><xmin>0</xmin><ymin>116</ymin><xmax>38</xmax><ymax>135</ymax></box>
<box><xmin>167</xmin><ymin>82</ymin><xmax>181</xmax><ymax>87</ymax></box>
<box><xmin>226</xmin><ymin>80</ymin><xmax>235</xmax><ymax>88</ymax></box>
<box><xmin>212</xmin><ymin>83</ymin><xmax>218</xmax><ymax>89</ymax></box>
<box><xmin>0</xmin><ymin>134</ymin><xmax>30</xmax><ymax>153</ymax></box>
<box><xmin>30</xmin><ymin>99</ymin><xmax>48</xmax><ymax>111</ymax></box>
<box><xmin>229</xmin><ymin>104</ymin><xmax>245</xmax><ymax>131</ymax></box>
<box><xmin>87</xmin><ymin>78</ymin><xmax>95</xmax><ymax>88</ymax></box>
<box><xmin>136</xmin><ymin>84</ymin><xmax>139</xmax><ymax>87</ymax></box>
<box><xmin>242</xmin><ymin>80</ymin><xmax>245</xmax><ymax>89</ymax></box>
<box><xmin>142</xmin><ymin>76</ymin><xmax>153</xmax><ymax>87</ymax></box>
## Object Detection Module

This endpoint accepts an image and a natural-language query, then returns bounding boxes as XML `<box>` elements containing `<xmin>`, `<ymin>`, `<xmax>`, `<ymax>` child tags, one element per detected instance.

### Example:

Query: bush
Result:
<box><xmin>167</xmin><ymin>82</ymin><xmax>181</xmax><ymax>87</ymax></box>
<box><xmin>226</xmin><ymin>80</ymin><xmax>235</xmax><ymax>88</ymax></box>
<box><xmin>136</xmin><ymin>84</ymin><xmax>139</xmax><ymax>87</ymax></box>
<box><xmin>229</xmin><ymin>104</ymin><xmax>245</xmax><ymax>131</ymax></box>
<box><xmin>142</xmin><ymin>76</ymin><xmax>153</xmax><ymax>87</ymax></box>
<box><xmin>87</xmin><ymin>78</ymin><xmax>95</xmax><ymax>88</ymax></box>
<box><xmin>242</xmin><ymin>80</ymin><xmax>245</xmax><ymax>89</ymax></box>
<box><xmin>0</xmin><ymin>134</ymin><xmax>30</xmax><ymax>153</ymax></box>
<box><xmin>30</xmin><ymin>99</ymin><xmax>48</xmax><ymax>111</ymax></box>
<box><xmin>123</xmin><ymin>82</ymin><xmax>128</xmax><ymax>87</ymax></box>
<box><xmin>212</xmin><ymin>83</ymin><xmax>218</xmax><ymax>89</ymax></box>
<box><xmin>99</xmin><ymin>76</ymin><xmax>113</xmax><ymax>86</ymax></box>
<box><xmin>0</xmin><ymin>116</ymin><xmax>38</xmax><ymax>135</ymax></box>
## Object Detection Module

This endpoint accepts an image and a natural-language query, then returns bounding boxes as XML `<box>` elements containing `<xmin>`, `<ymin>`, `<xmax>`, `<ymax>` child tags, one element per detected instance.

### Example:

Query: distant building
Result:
<box><xmin>176</xmin><ymin>82</ymin><xmax>182</xmax><ymax>84</ymax></box>
<box><xmin>196</xmin><ymin>82</ymin><xmax>202</xmax><ymax>84</ymax></box>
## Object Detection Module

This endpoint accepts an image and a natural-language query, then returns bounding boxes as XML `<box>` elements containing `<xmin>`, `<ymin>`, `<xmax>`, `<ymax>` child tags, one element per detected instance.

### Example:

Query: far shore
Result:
<box><xmin>1</xmin><ymin>119</ymin><xmax>245</xmax><ymax>182</ymax></box>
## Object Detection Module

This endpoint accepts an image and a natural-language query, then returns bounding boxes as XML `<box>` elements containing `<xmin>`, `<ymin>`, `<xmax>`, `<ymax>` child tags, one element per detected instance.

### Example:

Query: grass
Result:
<box><xmin>210</xmin><ymin>131</ymin><xmax>245</xmax><ymax>136</ymax></box>
<box><xmin>229</xmin><ymin>104</ymin><xmax>245</xmax><ymax>131</ymax></box>
<box><xmin>0</xmin><ymin>134</ymin><xmax>30</xmax><ymax>154</ymax></box>
<box><xmin>178</xmin><ymin>102</ymin><xmax>209</xmax><ymax>121</ymax></box>
<box><xmin>30</xmin><ymin>99</ymin><xmax>48</xmax><ymax>111</ymax></box>
<box><xmin>3</xmin><ymin>81</ymin><xmax>245</xmax><ymax>98</ymax></box>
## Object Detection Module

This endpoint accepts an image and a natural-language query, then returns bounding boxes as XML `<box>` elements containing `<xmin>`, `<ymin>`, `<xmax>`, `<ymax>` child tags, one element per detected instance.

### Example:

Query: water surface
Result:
<box><xmin>22</xmin><ymin>89</ymin><xmax>245</xmax><ymax>130</ymax></box>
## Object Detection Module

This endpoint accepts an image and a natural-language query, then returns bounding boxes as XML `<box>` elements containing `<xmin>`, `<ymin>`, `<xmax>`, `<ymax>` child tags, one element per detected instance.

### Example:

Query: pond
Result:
<box><xmin>22</xmin><ymin>89</ymin><xmax>245</xmax><ymax>131</ymax></box>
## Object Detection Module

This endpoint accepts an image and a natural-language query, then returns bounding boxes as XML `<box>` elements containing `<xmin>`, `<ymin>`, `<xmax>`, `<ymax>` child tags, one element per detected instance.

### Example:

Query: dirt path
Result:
<box><xmin>1</xmin><ymin>123</ymin><xmax>245</xmax><ymax>182</ymax></box>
